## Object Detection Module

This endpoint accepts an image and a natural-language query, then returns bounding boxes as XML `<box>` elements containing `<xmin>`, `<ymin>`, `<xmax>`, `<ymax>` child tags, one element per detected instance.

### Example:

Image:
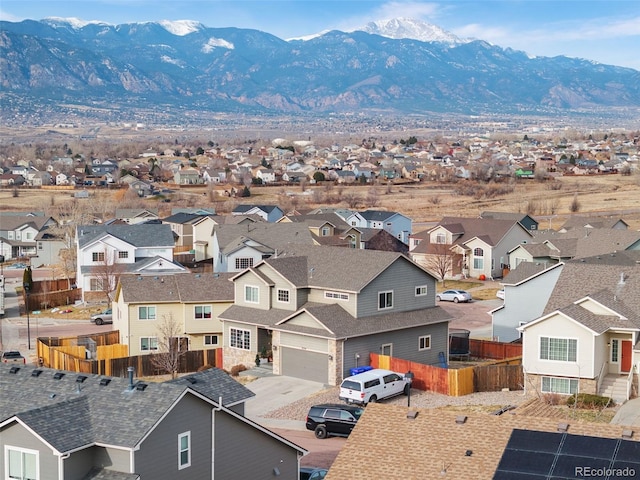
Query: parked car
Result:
<box><xmin>339</xmin><ymin>368</ymin><xmax>411</xmax><ymax>405</ymax></box>
<box><xmin>90</xmin><ymin>308</ymin><xmax>113</xmax><ymax>325</ymax></box>
<box><xmin>300</xmin><ymin>467</ymin><xmax>328</xmax><ymax>480</ymax></box>
<box><xmin>305</xmin><ymin>403</ymin><xmax>364</xmax><ymax>439</ymax></box>
<box><xmin>496</xmin><ymin>289</ymin><xmax>505</xmax><ymax>300</ymax></box>
<box><xmin>2</xmin><ymin>351</ymin><xmax>26</xmax><ymax>364</ymax></box>
<box><xmin>436</xmin><ymin>289</ymin><xmax>472</xmax><ymax>303</ymax></box>
<box><xmin>9</xmin><ymin>263</ymin><xmax>27</xmax><ymax>269</ymax></box>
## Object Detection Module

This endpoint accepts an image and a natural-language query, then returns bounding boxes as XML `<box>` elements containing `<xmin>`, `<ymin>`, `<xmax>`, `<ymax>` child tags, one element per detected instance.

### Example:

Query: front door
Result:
<box><xmin>621</xmin><ymin>340</ymin><xmax>632</xmax><ymax>373</ymax></box>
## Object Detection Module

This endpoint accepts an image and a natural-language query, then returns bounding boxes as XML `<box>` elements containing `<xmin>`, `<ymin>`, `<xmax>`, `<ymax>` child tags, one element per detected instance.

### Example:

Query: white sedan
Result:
<box><xmin>436</xmin><ymin>290</ymin><xmax>473</xmax><ymax>303</ymax></box>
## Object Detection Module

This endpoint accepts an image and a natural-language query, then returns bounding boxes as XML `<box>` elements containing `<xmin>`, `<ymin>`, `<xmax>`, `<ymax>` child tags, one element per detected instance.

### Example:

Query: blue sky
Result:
<box><xmin>2</xmin><ymin>1</ymin><xmax>639</xmax><ymax>70</ymax></box>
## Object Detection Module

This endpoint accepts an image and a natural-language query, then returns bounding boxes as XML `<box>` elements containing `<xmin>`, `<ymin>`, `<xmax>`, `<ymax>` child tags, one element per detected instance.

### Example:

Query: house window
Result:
<box><xmin>435</xmin><ymin>233</ymin><xmax>446</xmax><ymax>244</ymax></box>
<box><xmin>351</xmin><ymin>221</ymin><xmax>357</xmax><ymax>226</ymax></box>
<box><xmin>139</xmin><ymin>306</ymin><xmax>156</xmax><ymax>320</ymax></box>
<box><xmin>118</xmin><ymin>251</ymin><xmax>128</xmax><ymax>259</ymax></box>
<box><xmin>195</xmin><ymin>305</ymin><xmax>212</xmax><ymax>319</ymax></box>
<box><xmin>230</xmin><ymin>327</ymin><xmax>250</xmax><ymax>350</ymax></box>
<box><xmin>611</xmin><ymin>339</ymin><xmax>619</xmax><ymax>363</ymax></box>
<box><xmin>25</xmin><ymin>232</ymin><xmax>33</xmax><ymax>240</ymax></box>
<box><xmin>277</xmin><ymin>289</ymin><xmax>290</xmax><ymax>303</ymax></box>
<box><xmin>473</xmin><ymin>248</ymin><xmax>484</xmax><ymax>270</ymax></box>
<box><xmin>540</xmin><ymin>337</ymin><xmax>577</xmax><ymax>362</ymax></box>
<box><xmin>541</xmin><ymin>376</ymin><xmax>578</xmax><ymax>395</ymax></box>
<box><xmin>92</xmin><ymin>252</ymin><xmax>105</xmax><ymax>262</ymax></box>
<box><xmin>38</xmin><ymin>242</ymin><xmax>43</xmax><ymax>250</ymax></box>
<box><xmin>140</xmin><ymin>337</ymin><xmax>158</xmax><ymax>351</ymax></box>
<box><xmin>378</xmin><ymin>291</ymin><xmax>393</xmax><ymax>310</ymax></box>
<box><xmin>6</xmin><ymin>446</ymin><xmax>39</xmax><ymax>480</ymax></box>
<box><xmin>415</xmin><ymin>285</ymin><xmax>428</xmax><ymax>296</ymax></box>
<box><xmin>235</xmin><ymin>257</ymin><xmax>253</xmax><ymax>270</ymax></box>
<box><xmin>321</xmin><ymin>226</ymin><xmax>330</xmax><ymax>236</ymax></box>
<box><xmin>419</xmin><ymin>335</ymin><xmax>431</xmax><ymax>350</ymax></box>
<box><xmin>325</xmin><ymin>291</ymin><xmax>349</xmax><ymax>301</ymax></box>
<box><xmin>89</xmin><ymin>278</ymin><xmax>104</xmax><ymax>291</ymax></box>
<box><xmin>178</xmin><ymin>432</ymin><xmax>191</xmax><ymax>469</ymax></box>
<box><xmin>244</xmin><ymin>285</ymin><xmax>259</xmax><ymax>303</ymax></box>
<box><xmin>204</xmin><ymin>334</ymin><xmax>219</xmax><ymax>346</ymax></box>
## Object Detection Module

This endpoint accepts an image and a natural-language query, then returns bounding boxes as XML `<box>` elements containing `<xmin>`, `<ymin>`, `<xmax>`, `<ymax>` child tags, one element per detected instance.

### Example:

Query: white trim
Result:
<box><xmin>539</xmin><ymin>335</ymin><xmax>578</xmax><ymax>363</ymax></box>
<box><xmin>415</xmin><ymin>285</ymin><xmax>428</xmax><ymax>296</ymax></box>
<box><xmin>230</xmin><ymin>327</ymin><xmax>251</xmax><ymax>350</ymax></box>
<box><xmin>378</xmin><ymin>290</ymin><xmax>393</xmax><ymax>310</ymax></box>
<box><xmin>5</xmin><ymin>445</ymin><xmax>40</xmax><ymax>480</ymax></box>
<box><xmin>178</xmin><ymin>431</ymin><xmax>191</xmax><ymax>470</ymax></box>
<box><xmin>276</xmin><ymin>288</ymin><xmax>290</xmax><ymax>304</ymax></box>
<box><xmin>418</xmin><ymin>335</ymin><xmax>431</xmax><ymax>351</ymax></box>
<box><xmin>244</xmin><ymin>284</ymin><xmax>259</xmax><ymax>304</ymax></box>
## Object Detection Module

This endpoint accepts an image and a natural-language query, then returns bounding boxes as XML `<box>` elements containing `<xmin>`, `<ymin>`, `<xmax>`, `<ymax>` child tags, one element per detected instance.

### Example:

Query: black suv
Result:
<box><xmin>305</xmin><ymin>403</ymin><xmax>364</xmax><ymax>439</ymax></box>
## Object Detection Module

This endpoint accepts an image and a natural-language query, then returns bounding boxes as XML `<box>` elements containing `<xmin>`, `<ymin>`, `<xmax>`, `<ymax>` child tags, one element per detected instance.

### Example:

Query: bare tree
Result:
<box><xmin>342</xmin><ymin>192</ymin><xmax>361</xmax><ymax>209</ymax></box>
<box><xmin>424</xmin><ymin>242</ymin><xmax>457</xmax><ymax>287</ymax></box>
<box><xmin>90</xmin><ymin>248</ymin><xmax>125</xmax><ymax>303</ymax></box>
<box><xmin>365</xmin><ymin>187</ymin><xmax>380</xmax><ymax>207</ymax></box>
<box><xmin>150</xmin><ymin>313</ymin><xmax>187</xmax><ymax>379</ymax></box>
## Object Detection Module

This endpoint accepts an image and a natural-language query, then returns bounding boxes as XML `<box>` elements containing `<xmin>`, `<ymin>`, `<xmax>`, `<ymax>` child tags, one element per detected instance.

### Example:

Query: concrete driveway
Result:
<box><xmin>611</xmin><ymin>397</ymin><xmax>640</xmax><ymax>427</ymax></box>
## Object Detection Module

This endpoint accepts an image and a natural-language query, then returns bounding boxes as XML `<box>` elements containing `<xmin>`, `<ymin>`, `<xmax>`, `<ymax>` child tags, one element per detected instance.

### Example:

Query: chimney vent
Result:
<box><xmin>128</xmin><ymin>366</ymin><xmax>135</xmax><ymax>389</ymax></box>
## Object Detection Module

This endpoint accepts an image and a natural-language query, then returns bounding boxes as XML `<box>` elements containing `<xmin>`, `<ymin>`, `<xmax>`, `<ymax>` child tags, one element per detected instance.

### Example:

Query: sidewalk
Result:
<box><xmin>611</xmin><ymin>397</ymin><xmax>640</xmax><ymax>427</ymax></box>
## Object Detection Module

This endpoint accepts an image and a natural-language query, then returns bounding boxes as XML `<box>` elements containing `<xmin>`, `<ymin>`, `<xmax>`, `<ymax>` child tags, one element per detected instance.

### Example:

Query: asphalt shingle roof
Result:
<box><xmin>118</xmin><ymin>273</ymin><xmax>235</xmax><ymax>303</ymax></box>
<box><xmin>77</xmin><ymin>224</ymin><xmax>175</xmax><ymax>249</ymax></box>
<box><xmin>215</xmin><ymin>222</ymin><xmax>314</xmax><ymax>255</ymax></box>
<box><xmin>0</xmin><ymin>365</ymin><xmax>253</xmax><ymax>453</ymax></box>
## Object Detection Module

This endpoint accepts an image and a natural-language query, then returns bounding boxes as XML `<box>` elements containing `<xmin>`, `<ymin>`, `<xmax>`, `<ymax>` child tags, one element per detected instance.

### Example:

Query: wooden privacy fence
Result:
<box><xmin>371</xmin><ymin>353</ymin><xmax>523</xmax><ymax>396</ymax></box>
<box><xmin>37</xmin><ymin>331</ymin><xmax>221</xmax><ymax>378</ymax></box>
<box><xmin>469</xmin><ymin>338</ymin><xmax>522</xmax><ymax>359</ymax></box>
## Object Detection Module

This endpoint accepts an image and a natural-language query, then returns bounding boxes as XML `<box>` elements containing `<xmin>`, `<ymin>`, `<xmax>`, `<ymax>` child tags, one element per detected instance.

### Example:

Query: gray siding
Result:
<box><xmin>1</xmin><ymin>422</ymin><xmax>60</xmax><ymax>480</ymax></box>
<box><xmin>357</xmin><ymin>258</ymin><xmax>436</xmax><ymax>317</ymax></box>
<box><xmin>341</xmin><ymin>322</ymin><xmax>449</xmax><ymax>379</ymax></box>
<box><xmin>63</xmin><ymin>446</ymin><xmax>131</xmax><ymax>480</ymax></box>
<box><xmin>492</xmin><ymin>265</ymin><xmax>563</xmax><ymax>342</ymax></box>
<box><xmin>214</xmin><ymin>410</ymin><xmax>299</xmax><ymax>480</ymax></box>
<box><xmin>135</xmin><ymin>394</ymin><xmax>212</xmax><ymax>479</ymax></box>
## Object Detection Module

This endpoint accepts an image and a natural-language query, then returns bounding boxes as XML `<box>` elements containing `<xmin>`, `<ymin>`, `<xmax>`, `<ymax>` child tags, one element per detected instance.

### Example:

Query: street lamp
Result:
<box><xmin>405</xmin><ymin>370</ymin><xmax>414</xmax><ymax>407</ymax></box>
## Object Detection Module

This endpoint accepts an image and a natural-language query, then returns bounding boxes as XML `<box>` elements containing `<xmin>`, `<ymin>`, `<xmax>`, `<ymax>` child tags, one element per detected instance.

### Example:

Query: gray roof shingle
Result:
<box><xmin>77</xmin><ymin>224</ymin><xmax>175</xmax><ymax>249</ymax></box>
<box><xmin>118</xmin><ymin>273</ymin><xmax>235</xmax><ymax>303</ymax></box>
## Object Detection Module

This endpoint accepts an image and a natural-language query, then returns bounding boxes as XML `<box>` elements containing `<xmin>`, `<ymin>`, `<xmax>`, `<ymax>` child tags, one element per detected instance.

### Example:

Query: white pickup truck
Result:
<box><xmin>2</xmin><ymin>351</ymin><xmax>26</xmax><ymax>364</ymax></box>
<box><xmin>339</xmin><ymin>368</ymin><xmax>411</xmax><ymax>405</ymax></box>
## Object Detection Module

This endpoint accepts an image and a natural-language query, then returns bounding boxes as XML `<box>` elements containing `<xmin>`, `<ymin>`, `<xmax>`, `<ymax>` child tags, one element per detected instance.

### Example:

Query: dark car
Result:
<box><xmin>300</xmin><ymin>466</ymin><xmax>328</xmax><ymax>480</ymax></box>
<box><xmin>305</xmin><ymin>403</ymin><xmax>364</xmax><ymax>439</ymax></box>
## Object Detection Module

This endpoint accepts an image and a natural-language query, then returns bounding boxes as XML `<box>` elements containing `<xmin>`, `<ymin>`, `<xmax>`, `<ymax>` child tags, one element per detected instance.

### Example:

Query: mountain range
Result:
<box><xmin>1</xmin><ymin>17</ymin><xmax>639</xmax><ymax>122</ymax></box>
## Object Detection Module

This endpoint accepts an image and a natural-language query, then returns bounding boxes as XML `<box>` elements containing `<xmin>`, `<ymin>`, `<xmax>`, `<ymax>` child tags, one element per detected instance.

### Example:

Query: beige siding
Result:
<box><xmin>522</xmin><ymin>313</ymin><xmax>596</xmax><ymax>378</ymax></box>
<box><xmin>284</xmin><ymin>311</ymin><xmax>331</xmax><ymax>331</ymax></box>
<box><xmin>280</xmin><ymin>332</ymin><xmax>328</xmax><ymax>352</ymax></box>
<box><xmin>307</xmin><ymin>288</ymin><xmax>356</xmax><ymax>316</ymax></box>
<box><xmin>234</xmin><ymin>271</ymin><xmax>271</xmax><ymax>310</ymax></box>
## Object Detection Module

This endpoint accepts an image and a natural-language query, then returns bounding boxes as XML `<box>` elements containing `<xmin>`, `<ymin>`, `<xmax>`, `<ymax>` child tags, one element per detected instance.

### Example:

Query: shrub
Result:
<box><xmin>229</xmin><ymin>364</ymin><xmax>248</xmax><ymax>377</ymax></box>
<box><xmin>543</xmin><ymin>393</ymin><xmax>564</xmax><ymax>406</ymax></box>
<box><xmin>566</xmin><ymin>393</ymin><xmax>614</xmax><ymax>409</ymax></box>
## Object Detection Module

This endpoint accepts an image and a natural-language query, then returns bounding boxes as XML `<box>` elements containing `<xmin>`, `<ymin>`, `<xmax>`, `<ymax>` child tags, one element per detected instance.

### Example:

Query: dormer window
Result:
<box><xmin>321</xmin><ymin>226</ymin><xmax>330</xmax><ymax>236</ymax></box>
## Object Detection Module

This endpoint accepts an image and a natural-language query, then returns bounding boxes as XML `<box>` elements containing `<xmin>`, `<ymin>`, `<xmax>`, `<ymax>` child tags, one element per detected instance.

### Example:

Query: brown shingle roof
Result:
<box><xmin>326</xmin><ymin>404</ymin><xmax>639</xmax><ymax>480</ymax></box>
<box><xmin>118</xmin><ymin>273</ymin><xmax>234</xmax><ymax>303</ymax></box>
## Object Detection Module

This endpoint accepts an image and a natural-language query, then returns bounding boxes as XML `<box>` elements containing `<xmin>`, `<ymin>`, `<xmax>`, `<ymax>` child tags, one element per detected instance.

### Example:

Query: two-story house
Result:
<box><xmin>113</xmin><ymin>273</ymin><xmax>234</xmax><ymax>356</ymax></box>
<box><xmin>219</xmin><ymin>245</ymin><xmax>451</xmax><ymax>385</ymax></box>
<box><xmin>410</xmin><ymin>217</ymin><xmax>533</xmax><ymax>280</ymax></box>
<box><xmin>0</xmin><ymin>213</ymin><xmax>56</xmax><ymax>260</ymax></box>
<box><xmin>211</xmin><ymin>222</ymin><xmax>315</xmax><ymax>273</ymax></box>
<box><xmin>76</xmin><ymin>224</ymin><xmax>185</xmax><ymax>302</ymax></box>
<box><xmin>360</xmin><ymin>210</ymin><xmax>412</xmax><ymax>244</ymax></box>
<box><xmin>0</xmin><ymin>364</ymin><xmax>305</xmax><ymax>479</ymax></box>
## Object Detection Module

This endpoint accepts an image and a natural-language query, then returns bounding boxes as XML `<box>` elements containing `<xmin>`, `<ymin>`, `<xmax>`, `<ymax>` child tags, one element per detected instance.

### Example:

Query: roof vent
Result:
<box><xmin>99</xmin><ymin>378</ymin><xmax>111</xmax><ymax>386</ymax></box>
<box><xmin>76</xmin><ymin>375</ymin><xmax>87</xmax><ymax>383</ymax></box>
<box><xmin>185</xmin><ymin>376</ymin><xmax>197</xmax><ymax>384</ymax></box>
<box><xmin>53</xmin><ymin>372</ymin><xmax>65</xmax><ymax>380</ymax></box>
<box><xmin>9</xmin><ymin>366</ymin><xmax>20</xmax><ymax>374</ymax></box>
<box><xmin>32</xmin><ymin>369</ymin><xmax>43</xmax><ymax>377</ymax></box>
<box><xmin>557</xmin><ymin>422</ymin><xmax>569</xmax><ymax>433</ymax></box>
<box><xmin>455</xmin><ymin>415</ymin><xmax>468</xmax><ymax>425</ymax></box>
<box><xmin>406</xmin><ymin>410</ymin><xmax>419</xmax><ymax>420</ymax></box>
<box><xmin>136</xmin><ymin>383</ymin><xmax>148</xmax><ymax>391</ymax></box>
<box><xmin>622</xmin><ymin>429</ymin><xmax>634</xmax><ymax>440</ymax></box>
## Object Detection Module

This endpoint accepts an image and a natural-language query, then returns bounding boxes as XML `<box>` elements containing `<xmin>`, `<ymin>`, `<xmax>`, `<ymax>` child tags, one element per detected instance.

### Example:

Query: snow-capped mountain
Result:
<box><xmin>1</xmin><ymin>17</ymin><xmax>638</xmax><ymax>122</ymax></box>
<box><xmin>350</xmin><ymin>17</ymin><xmax>467</xmax><ymax>44</ymax></box>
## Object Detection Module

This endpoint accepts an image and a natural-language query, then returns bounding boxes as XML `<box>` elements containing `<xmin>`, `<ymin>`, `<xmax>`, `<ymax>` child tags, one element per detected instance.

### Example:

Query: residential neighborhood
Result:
<box><xmin>2</xmin><ymin>132</ymin><xmax>640</xmax><ymax>479</ymax></box>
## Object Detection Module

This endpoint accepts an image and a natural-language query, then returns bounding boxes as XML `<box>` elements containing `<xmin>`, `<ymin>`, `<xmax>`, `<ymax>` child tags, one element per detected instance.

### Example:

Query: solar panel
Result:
<box><xmin>494</xmin><ymin>429</ymin><xmax>640</xmax><ymax>479</ymax></box>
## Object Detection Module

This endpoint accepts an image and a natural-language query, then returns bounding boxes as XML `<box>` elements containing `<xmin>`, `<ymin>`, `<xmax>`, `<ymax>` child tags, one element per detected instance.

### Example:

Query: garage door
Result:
<box><xmin>281</xmin><ymin>347</ymin><xmax>329</xmax><ymax>384</ymax></box>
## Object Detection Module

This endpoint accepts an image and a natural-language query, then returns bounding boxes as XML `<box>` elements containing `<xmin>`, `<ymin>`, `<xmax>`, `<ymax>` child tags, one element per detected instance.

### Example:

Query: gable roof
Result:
<box><xmin>77</xmin><ymin>224</ymin><xmax>175</xmax><ymax>249</ymax></box>
<box><xmin>214</xmin><ymin>222</ymin><xmax>315</xmax><ymax>255</ymax></box>
<box><xmin>360</xmin><ymin>209</ymin><xmax>406</xmax><ymax>221</ymax></box>
<box><xmin>0</xmin><ymin>365</ymin><xmax>248</xmax><ymax>453</ymax></box>
<box><xmin>480</xmin><ymin>211</ymin><xmax>538</xmax><ymax>224</ymax></box>
<box><xmin>502</xmin><ymin>262</ymin><xmax>561</xmax><ymax>285</ymax></box>
<box><xmin>232</xmin><ymin>204</ymin><xmax>282</xmax><ymax>214</ymax></box>
<box><xmin>117</xmin><ymin>273</ymin><xmax>235</xmax><ymax>303</ymax></box>
<box><xmin>432</xmin><ymin>216</ymin><xmax>532</xmax><ymax>248</ymax></box>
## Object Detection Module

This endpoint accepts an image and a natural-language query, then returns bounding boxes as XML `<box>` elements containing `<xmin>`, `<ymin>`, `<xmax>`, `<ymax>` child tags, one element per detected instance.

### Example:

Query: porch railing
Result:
<box><xmin>596</xmin><ymin>361</ymin><xmax>608</xmax><ymax>394</ymax></box>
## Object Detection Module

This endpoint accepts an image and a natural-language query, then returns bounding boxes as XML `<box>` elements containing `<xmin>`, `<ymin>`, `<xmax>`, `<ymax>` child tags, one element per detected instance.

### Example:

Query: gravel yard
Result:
<box><xmin>264</xmin><ymin>386</ymin><xmax>529</xmax><ymax>421</ymax></box>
